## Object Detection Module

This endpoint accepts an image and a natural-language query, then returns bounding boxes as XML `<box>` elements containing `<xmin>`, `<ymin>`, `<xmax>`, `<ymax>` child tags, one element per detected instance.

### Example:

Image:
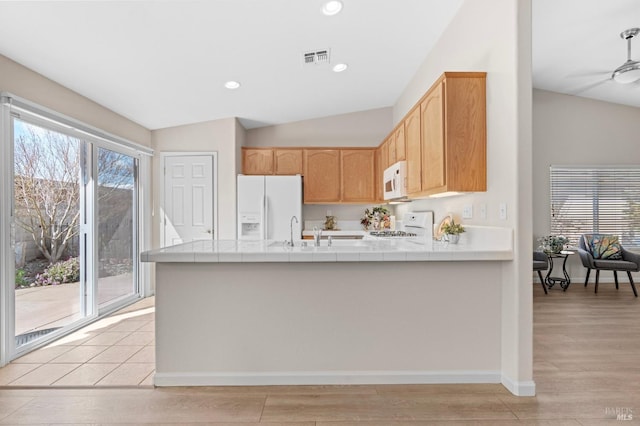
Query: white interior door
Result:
<box><xmin>163</xmin><ymin>155</ymin><xmax>214</xmax><ymax>246</ymax></box>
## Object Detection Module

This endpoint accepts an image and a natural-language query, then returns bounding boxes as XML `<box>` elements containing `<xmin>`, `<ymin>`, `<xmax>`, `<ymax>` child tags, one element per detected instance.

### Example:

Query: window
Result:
<box><xmin>550</xmin><ymin>166</ymin><xmax>640</xmax><ymax>248</ymax></box>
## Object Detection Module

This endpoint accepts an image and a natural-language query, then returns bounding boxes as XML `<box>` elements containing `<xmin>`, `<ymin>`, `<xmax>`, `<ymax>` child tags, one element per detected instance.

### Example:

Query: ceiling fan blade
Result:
<box><xmin>570</xmin><ymin>78</ymin><xmax>612</xmax><ymax>95</ymax></box>
<box><xmin>565</xmin><ymin>70</ymin><xmax>611</xmax><ymax>78</ymax></box>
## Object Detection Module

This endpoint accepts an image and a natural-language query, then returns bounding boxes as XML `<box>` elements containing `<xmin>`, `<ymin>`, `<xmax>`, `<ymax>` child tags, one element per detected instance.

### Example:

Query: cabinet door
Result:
<box><xmin>274</xmin><ymin>149</ymin><xmax>303</xmax><ymax>175</ymax></box>
<box><xmin>421</xmin><ymin>82</ymin><xmax>445</xmax><ymax>191</ymax></box>
<box><xmin>380</xmin><ymin>139</ymin><xmax>389</xmax><ymax>171</ymax></box>
<box><xmin>445</xmin><ymin>75</ymin><xmax>487</xmax><ymax>192</ymax></box>
<box><xmin>375</xmin><ymin>148</ymin><xmax>383</xmax><ymax>202</ymax></box>
<box><xmin>242</xmin><ymin>148</ymin><xmax>274</xmax><ymax>175</ymax></box>
<box><xmin>341</xmin><ymin>149</ymin><xmax>375</xmax><ymax>202</ymax></box>
<box><xmin>303</xmin><ymin>149</ymin><xmax>341</xmax><ymax>202</ymax></box>
<box><xmin>387</xmin><ymin>134</ymin><xmax>396</xmax><ymax>165</ymax></box>
<box><xmin>405</xmin><ymin>106</ymin><xmax>421</xmax><ymax>194</ymax></box>
<box><xmin>394</xmin><ymin>124</ymin><xmax>406</xmax><ymax>161</ymax></box>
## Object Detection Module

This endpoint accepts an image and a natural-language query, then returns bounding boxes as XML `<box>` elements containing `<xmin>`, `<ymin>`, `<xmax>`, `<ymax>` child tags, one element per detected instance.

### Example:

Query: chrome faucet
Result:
<box><xmin>288</xmin><ymin>216</ymin><xmax>298</xmax><ymax>247</ymax></box>
<box><xmin>313</xmin><ymin>226</ymin><xmax>322</xmax><ymax>247</ymax></box>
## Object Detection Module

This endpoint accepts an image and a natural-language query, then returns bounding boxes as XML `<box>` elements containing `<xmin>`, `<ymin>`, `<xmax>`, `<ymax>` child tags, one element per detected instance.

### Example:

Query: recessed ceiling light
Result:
<box><xmin>332</xmin><ymin>63</ymin><xmax>348</xmax><ymax>72</ymax></box>
<box><xmin>224</xmin><ymin>81</ymin><xmax>241</xmax><ymax>90</ymax></box>
<box><xmin>322</xmin><ymin>0</ymin><xmax>343</xmax><ymax>16</ymax></box>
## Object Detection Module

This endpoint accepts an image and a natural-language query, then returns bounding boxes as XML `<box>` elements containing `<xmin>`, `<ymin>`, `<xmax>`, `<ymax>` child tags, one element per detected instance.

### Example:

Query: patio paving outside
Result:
<box><xmin>16</xmin><ymin>273</ymin><xmax>135</xmax><ymax>337</ymax></box>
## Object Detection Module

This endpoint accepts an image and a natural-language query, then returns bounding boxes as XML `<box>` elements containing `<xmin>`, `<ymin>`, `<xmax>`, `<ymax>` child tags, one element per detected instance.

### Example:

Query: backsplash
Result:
<box><xmin>302</xmin><ymin>204</ymin><xmax>395</xmax><ymax>230</ymax></box>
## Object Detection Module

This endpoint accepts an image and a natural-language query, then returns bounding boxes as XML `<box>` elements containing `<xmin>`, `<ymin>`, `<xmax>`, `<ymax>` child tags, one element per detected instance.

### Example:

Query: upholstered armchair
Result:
<box><xmin>577</xmin><ymin>234</ymin><xmax>639</xmax><ymax>297</ymax></box>
<box><xmin>533</xmin><ymin>251</ymin><xmax>549</xmax><ymax>294</ymax></box>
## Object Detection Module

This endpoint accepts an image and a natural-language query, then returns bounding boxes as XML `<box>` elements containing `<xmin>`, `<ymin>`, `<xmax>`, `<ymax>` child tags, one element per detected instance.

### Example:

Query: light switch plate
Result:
<box><xmin>479</xmin><ymin>203</ymin><xmax>487</xmax><ymax>219</ymax></box>
<box><xmin>462</xmin><ymin>205</ymin><xmax>473</xmax><ymax>219</ymax></box>
<box><xmin>499</xmin><ymin>203</ymin><xmax>507</xmax><ymax>220</ymax></box>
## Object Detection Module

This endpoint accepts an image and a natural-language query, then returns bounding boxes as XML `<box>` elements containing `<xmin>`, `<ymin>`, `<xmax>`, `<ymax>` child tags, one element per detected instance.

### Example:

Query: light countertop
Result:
<box><xmin>141</xmin><ymin>226</ymin><xmax>513</xmax><ymax>263</ymax></box>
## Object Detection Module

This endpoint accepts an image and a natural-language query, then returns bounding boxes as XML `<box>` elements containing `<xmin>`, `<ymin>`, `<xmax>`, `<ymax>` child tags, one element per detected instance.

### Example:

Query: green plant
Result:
<box><xmin>442</xmin><ymin>219</ymin><xmax>465</xmax><ymax>235</ymax></box>
<box><xmin>15</xmin><ymin>268</ymin><xmax>28</xmax><ymax>287</ymax></box>
<box><xmin>34</xmin><ymin>257</ymin><xmax>80</xmax><ymax>286</ymax></box>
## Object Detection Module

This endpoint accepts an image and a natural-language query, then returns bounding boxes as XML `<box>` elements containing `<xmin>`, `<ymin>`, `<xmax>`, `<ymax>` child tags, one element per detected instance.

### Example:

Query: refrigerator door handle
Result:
<box><xmin>262</xmin><ymin>194</ymin><xmax>268</xmax><ymax>239</ymax></box>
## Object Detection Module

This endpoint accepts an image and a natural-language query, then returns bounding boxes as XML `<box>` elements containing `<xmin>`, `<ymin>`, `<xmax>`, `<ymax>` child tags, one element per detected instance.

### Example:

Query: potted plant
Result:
<box><xmin>538</xmin><ymin>235</ymin><xmax>569</xmax><ymax>254</ymax></box>
<box><xmin>441</xmin><ymin>219</ymin><xmax>465</xmax><ymax>244</ymax></box>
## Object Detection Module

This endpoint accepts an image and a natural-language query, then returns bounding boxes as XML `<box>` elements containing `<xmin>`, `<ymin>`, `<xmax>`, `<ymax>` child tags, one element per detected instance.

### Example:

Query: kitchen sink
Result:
<box><xmin>268</xmin><ymin>240</ymin><xmax>371</xmax><ymax>249</ymax></box>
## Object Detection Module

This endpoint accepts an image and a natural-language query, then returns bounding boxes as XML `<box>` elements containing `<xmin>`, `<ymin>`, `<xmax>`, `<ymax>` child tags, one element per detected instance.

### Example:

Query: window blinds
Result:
<box><xmin>550</xmin><ymin>166</ymin><xmax>640</xmax><ymax>248</ymax></box>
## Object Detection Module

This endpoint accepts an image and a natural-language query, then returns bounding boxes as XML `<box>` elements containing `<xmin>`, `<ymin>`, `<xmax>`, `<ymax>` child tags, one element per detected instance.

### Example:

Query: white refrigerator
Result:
<box><xmin>237</xmin><ymin>175</ymin><xmax>302</xmax><ymax>241</ymax></box>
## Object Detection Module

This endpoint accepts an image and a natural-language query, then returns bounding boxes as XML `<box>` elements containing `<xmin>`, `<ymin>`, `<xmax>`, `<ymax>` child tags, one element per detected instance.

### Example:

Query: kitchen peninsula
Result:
<box><xmin>142</xmin><ymin>226</ymin><xmax>513</xmax><ymax>387</ymax></box>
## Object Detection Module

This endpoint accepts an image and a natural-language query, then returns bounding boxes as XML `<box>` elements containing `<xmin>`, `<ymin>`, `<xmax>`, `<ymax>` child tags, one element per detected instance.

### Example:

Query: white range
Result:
<box><xmin>365</xmin><ymin>211</ymin><xmax>434</xmax><ymax>244</ymax></box>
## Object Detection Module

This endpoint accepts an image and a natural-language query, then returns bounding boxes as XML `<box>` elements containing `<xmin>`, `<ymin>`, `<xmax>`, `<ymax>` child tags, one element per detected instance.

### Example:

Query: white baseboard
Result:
<box><xmin>501</xmin><ymin>374</ymin><xmax>536</xmax><ymax>396</ymax></box>
<box><xmin>154</xmin><ymin>370</ymin><xmax>502</xmax><ymax>387</ymax></box>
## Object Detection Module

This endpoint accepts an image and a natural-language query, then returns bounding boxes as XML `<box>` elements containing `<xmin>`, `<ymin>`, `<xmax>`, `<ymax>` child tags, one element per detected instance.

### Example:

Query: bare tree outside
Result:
<box><xmin>14</xmin><ymin>123</ymin><xmax>81</xmax><ymax>264</ymax></box>
<box><xmin>14</xmin><ymin>121</ymin><xmax>136</xmax><ymax>268</ymax></box>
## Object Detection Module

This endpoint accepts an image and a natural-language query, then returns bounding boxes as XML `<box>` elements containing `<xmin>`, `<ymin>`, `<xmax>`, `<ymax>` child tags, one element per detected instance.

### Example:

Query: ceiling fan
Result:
<box><xmin>612</xmin><ymin>28</ymin><xmax>640</xmax><ymax>84</ymax></box>
<box><xmin>571</xmin><ymin>27</ymin><xmax>640</xmax><ymax>94</ymax></box>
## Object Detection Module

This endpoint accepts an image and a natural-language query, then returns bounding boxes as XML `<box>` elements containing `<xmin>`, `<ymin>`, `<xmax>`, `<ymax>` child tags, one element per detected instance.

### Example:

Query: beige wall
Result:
<box><xmin>393</xmin><ymin>0</ymin><xmax>533</xmax><ymax>394</ymax></box>
<box><xmin>533</xmin><ymin>89</ymin><xmax>640</xmax><ymax>280</ymax></box>
<box><xmin>246</xmin><ymin>107</ymin><xmax>394</xmax><ymax>224</ymax></box>
<box><xmin>246</xmin><ymin>107</ymin><xmax>392</xmax><ymax>148</ymax></box>
<box><xmin>151</xmin><ymin>118</ymin><xmax>240</xmax><ymax>243</ymax></box>
<box><xmin>0</xmin><ymin>55</ymin><xmax>150</xmax><ymax>146</ymax></box>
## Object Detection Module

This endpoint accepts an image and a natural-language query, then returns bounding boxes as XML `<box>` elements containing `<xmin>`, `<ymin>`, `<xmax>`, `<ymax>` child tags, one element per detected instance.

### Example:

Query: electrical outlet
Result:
<box><xmin>462</xmin><ymin>205</ymin><xmax>473</xmax><ymax>219</ymax></box>
<box><xmin>499</xmin><ymin>203</ymin><xmax>507</xmax><ymax>220</ymax></box>
<box><xmin>479</xmin><ymin>203</ymin><xmax>487</xmax><ymax>219</ymax></box>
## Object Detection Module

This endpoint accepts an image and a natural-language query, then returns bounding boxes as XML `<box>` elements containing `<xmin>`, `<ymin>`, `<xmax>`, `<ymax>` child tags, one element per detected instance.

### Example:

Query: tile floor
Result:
<box><xmin>0</xmin><ymin>297</ymin><xmax>155</xmax><ymax>387</ymax></box>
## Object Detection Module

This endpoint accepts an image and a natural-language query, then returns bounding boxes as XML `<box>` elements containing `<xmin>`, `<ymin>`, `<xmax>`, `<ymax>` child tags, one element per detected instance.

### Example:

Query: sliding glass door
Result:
<box><xmin>13</xmin><ymin>118</ymin><xmax>88</xmax><ymax>350</ymax></box>
<box><xmin>97</xmin><ymin>148</ymin><xmax>138</xmax><ymax>311</ymax></box>
<box><xmin>4</xmin><ymin>112</ymin><xmax>142</xmax><ymax>359</ymax></box>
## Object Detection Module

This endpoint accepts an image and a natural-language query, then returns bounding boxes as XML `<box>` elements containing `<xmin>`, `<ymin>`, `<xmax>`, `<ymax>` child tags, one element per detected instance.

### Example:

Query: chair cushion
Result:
<box><xmin>533</xmin><ymin>260</ymin><xmax>547</xmax><ymax>270</ymax></box>
<box><xmin>593</xmin><ymin>259</ymin><xmax>637</xmax><ymax>271</ymax></box>
<box><xmin>583</xmin><ymin>234</ymin><xmax>623</xmax><ymax>260</ymax></box>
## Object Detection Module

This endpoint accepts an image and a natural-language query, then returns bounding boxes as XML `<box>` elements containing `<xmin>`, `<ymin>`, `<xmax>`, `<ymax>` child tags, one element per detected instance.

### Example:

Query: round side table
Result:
<box><xmin>545</xmin><ymin>250</ymin><xmax>575</xmax><ymax>291</ymax></box>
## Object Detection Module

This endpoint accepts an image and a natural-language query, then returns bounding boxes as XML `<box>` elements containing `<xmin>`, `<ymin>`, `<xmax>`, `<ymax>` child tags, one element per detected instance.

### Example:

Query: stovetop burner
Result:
<box><xmin>368</xmin><ymin>230</ymin><xmax>417</xmax><ymax>238</ymax></box>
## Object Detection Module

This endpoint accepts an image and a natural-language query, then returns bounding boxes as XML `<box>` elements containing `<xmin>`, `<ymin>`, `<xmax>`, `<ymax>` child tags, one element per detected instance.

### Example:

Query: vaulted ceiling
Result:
<box><xmin>1</xmin><ymin>1</ymin><xmax>638</xmax><ymax>132</ymax></box>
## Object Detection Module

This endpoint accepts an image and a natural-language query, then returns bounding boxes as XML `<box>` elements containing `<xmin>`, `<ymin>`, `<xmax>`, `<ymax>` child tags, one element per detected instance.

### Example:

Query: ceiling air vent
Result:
<box><xmin>302</xmin><ymin>49</ymin><xmax>331</xmax><ymax>66</ymax></box>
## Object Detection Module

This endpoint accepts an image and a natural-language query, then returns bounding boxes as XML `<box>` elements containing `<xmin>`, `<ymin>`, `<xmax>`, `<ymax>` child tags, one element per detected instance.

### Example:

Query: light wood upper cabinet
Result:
<box><xmin>387</xmin><ymin>134</ymin><xmax>396</xmax><ymax>165</ymax></box>
<box><xmin>274</xmin><ymin>149</ymin><xmax>302</xmax><ymax>175</ymax></box>
<box><xmin>379</xmin><ymin>139</ymin><xmax>389</xmax><ymax>172</ymax></box>
<box><xmin>303</xmin><ymin>149</ymin><xmax>341</xmax><ymax>202</ymax></box>
<box><xmin>419</xmin><ymin>73</ymin><xmax>487</xmax><ymax>196</ymax></box>
<box><xmin>421</xmin><ymin>81</ymin><xmax>445</xmax><ymax>192</ymax></box>
<box><xmin>341</xmin><ymin>149</ymin><xmax>375</xmax><ymax>202</ymax></box>
<box><xmin>375</xmin><ymin>148</ymin><xmax>383</xmax><ymax>202</ymax></box>
<box><xmin>242</xmin><ymin>148</ymin><xmax>274</xmax><ymax>175</ymax></box>
<box><xmin>394</xmin><ymin>124</ymin><xmax>406</xmax><ymax>161</ymax></box>
<box><xmin>405</xmin><ymin>105</ymin><xmax>422</xmax><ymax>194</ymax></box>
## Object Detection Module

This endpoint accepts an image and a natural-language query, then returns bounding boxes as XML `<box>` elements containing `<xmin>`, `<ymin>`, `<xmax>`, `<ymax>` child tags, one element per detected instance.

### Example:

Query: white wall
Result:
<box><xmin>151</xmin><ymin>118</ymin><xmax>240</xmax><ymax>244</ymax></box>
<box><xmin>533</xmin><ymin>89</ymin><xmax>640</xmax><ymax>281</ymax></box>
<box><xmin>0</xmin><ymin>55</ymin><xmax>150</xmax><ymax>146</ymax></box>
<box><xmin>392</xmin><ymin>0</ymin><xmax>533</xmax><ymax>394</ymax></box>
<box><xmin>246</xmin><ymin>107</ymin><xmax>392</xmax><ymax>148</ymax></box>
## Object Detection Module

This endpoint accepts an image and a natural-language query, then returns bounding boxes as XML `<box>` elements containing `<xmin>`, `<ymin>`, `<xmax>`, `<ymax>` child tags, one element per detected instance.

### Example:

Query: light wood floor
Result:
<box><xmin>0</xmin><ymin>281</ymin><xmax>638</xmax><ymax>424</ymax></box>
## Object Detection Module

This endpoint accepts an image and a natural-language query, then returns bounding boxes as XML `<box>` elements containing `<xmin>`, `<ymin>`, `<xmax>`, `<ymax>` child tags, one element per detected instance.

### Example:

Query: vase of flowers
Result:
<box><xmin>361</xmin><ymin>206</ymin><xmax>390</xmax><ymax>231</ymax></box>
<box><xmin>538</xmin><ymin>235</ymin><xmax>569</xmax><ymax>254</ymax></box>
<box><xmin>441</xmin><ymin>219</ymin><xmax>465</xmax><ymax>244</ymax></box>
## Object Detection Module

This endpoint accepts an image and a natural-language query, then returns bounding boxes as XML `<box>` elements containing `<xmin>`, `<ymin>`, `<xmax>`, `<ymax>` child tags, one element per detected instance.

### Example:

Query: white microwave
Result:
<box><xmin>383</xmin><ymin>160</ymin><xmax>407</xmax><ymax>200</ymax></box>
